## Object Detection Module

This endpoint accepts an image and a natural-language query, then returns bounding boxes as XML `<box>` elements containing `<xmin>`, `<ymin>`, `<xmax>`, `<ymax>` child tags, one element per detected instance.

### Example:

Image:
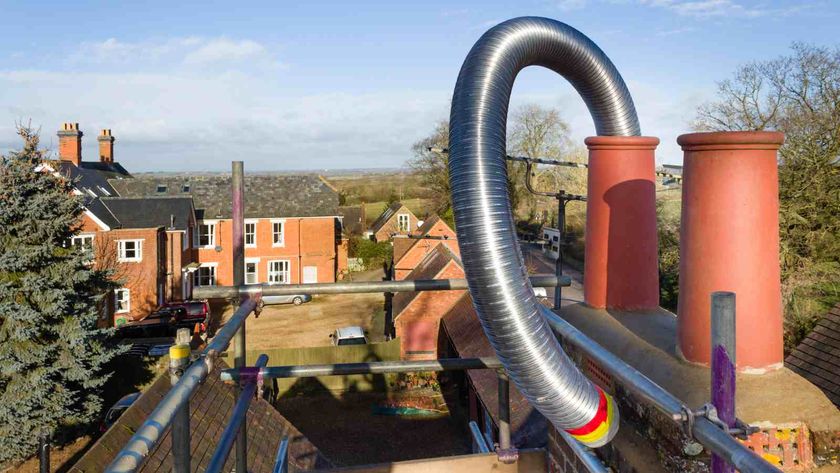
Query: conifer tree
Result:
<box><xmin>0</xmin><ymin>126</ymin><xmax>121</xmax><ymax>464</ymax></box>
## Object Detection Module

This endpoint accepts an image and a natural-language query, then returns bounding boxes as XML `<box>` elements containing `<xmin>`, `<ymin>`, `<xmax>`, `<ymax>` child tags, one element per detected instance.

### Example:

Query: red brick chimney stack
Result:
<box><xmin>57</xmin><ymin>122</ymin><xmax>82</xmax><ymax>166</ymax></box>
<box><xmin>98</xmin><ymin>129</ymin><xmax>115</xmax><ymax>163</ymax></box>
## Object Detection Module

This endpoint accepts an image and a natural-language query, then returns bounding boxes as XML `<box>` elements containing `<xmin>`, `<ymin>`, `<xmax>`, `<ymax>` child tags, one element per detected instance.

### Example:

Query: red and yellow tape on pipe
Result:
<box><xmin>565</xmin><ymin>387</ymin><xmax>619</xmax><ymax>448</ymax></box>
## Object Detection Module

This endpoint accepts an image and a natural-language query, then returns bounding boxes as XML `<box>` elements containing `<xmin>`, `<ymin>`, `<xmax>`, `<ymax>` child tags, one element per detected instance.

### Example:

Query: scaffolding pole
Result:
<box><xmin>469</xmin><ymin>421</ymin><xmax>492</xmax><ymax>453</ymax></box>
<box><xmin>105</xmin><ymin>298</ymin><xmax>258</xmax><ymax>473</ymax></box>
<box><xmin>272</xmin><ymin>437</ymin><xmax>290</xmax><ymax>473</ymax></box>
<box><xmin>543</xmin><ymin>310</ymin><xmax>779</xmax><ymax>473</ymax></box>
<box><xmin>206</xmin><ymin>354</ymin><xmax>269</xmax><ymax>473</ymax></box>
<box><xmin>221</xmin><ymin>357</ymin><xmax>503</xmax><ymax>382</ymax></box>
<box><xmin>231</xmin><ymin>160</ymin><xmax>248</xmax><ymax>473</ymax></box>
<box><xmin>194</xmin><ymin>274</ymin><xmax>569</xmax><ymax>299</ymax></box>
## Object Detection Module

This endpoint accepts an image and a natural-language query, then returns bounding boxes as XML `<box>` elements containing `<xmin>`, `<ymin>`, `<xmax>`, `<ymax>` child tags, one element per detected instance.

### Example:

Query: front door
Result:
<box><xmin>303</xmin><ymin>266</ymin><xmax>318</xmax><ymax>284</ymax></box>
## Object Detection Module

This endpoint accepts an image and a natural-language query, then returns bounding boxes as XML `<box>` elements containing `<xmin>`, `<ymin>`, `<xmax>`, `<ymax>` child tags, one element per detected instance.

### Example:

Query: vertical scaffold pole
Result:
<box><xmin>711</xmin><ymin>291</ymin><xmax>736</xmax><ymax>473</ymax></box>
<box><xmin>498</xmin><ymin>370</ymin><xmax>511</xmax><ymax>451</ymax></box>
<box><xmin>170</xmin><ymin>330</ymin><xmax>192</xmax><ymax>473</ymax></box>
<box><xmin>231</xmin><ymin>161</ymin><xmax>248</xmax><ymax>473</ymax></box>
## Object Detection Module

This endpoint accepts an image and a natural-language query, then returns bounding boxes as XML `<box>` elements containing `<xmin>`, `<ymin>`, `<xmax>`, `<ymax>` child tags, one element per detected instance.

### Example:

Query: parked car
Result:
<box><xmin>161</xmin><ymin>299</ymin><xmax>210</xmax><ymax>329</ymax></box>
<box><xmin>330</xmin><ymin>326</ymin><xmax>368</xmax><ymax>346</ymax></box>
<box><xmin>533</xmin><ymin>287</ymin><xmax>548</xmax><ymax>299</ymax></box>
<box><xmin>117</xmin><ymin>300</ymin><xmax>210</xmax><ymax>338</ymax></box>
<box><xmin>261</xmin><ymin>291</ymin><xmax>312</xmax><ymax>306</ymax></box>
<box><xmin>101</xmin><ymin>392</ymin><xmax>141</xmax><ymax>431</ymax></box>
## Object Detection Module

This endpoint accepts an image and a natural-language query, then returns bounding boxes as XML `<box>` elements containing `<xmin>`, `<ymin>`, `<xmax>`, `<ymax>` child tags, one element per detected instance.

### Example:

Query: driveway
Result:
<box><xmin>520</xmin><ymin>242</ymin><xmax>585</xmax><ymax>307</ymax></box>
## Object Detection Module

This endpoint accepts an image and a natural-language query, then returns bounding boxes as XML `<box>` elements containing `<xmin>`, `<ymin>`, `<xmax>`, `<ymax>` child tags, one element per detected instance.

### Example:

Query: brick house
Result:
<box><xmin>44</xmin><ymin>123</ymin><xmax>192</xmax><ymax>324</ymax></box>
<box><xmin>47</xmin><ymin>122</ymin><xmax>345</xmax><ymax>325</ymax></box>
<box><xmin>368</xmin><ymin>202</ymin><xmax>418</xmax><ymax>241</ymax></box>
<box><xmin>391</xmin><ymin>245</ymin><xmax>465</xmax><ymax>360</ymax></box>
<box><xmin>392</xmin><ymin>215</ymin><xmax>460</xmax><ymax>280</ymax></box>
<box><xmin>110</xmin><ymin>175</ymin><xmax>343</xmax><ymax>288</ymax></box>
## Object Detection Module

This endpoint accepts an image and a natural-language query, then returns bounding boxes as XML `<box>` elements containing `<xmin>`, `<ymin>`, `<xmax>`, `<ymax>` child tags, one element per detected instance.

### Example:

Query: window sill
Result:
<box><xmin>118</xmin><ymin>258</ymin><xmax>142</xmax><ymax>263</ymax></box>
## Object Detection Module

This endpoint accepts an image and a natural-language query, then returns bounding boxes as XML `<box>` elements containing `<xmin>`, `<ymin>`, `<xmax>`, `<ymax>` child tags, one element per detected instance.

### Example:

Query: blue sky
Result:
<box><xmin>0</xmin><ymin>0</ymin><xmax>836</xmax><ymax>171</ymax></box>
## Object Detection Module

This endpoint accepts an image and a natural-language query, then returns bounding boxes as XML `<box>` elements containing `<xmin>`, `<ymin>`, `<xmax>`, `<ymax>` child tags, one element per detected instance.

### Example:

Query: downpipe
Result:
<box><xmin>449</xmin><ymin>16</ymin><xmax>639</xmax><ymax>447</ymax></box>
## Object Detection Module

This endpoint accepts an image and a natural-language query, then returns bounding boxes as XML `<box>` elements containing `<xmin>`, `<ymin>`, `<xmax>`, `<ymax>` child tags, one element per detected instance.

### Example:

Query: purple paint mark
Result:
<box><xmin>711</xmin><ymin>344</ymin><xmax>736</xmax><ymax>473</ymax></box>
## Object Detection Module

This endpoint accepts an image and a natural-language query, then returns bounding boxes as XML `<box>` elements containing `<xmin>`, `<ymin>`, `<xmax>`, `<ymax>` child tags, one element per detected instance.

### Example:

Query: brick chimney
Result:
<box><xmin>98</xmin><ymin>129</ymin><xmax>115</xmax><ymax>163</ymax></box>
<box><xmin>57</xmin><ymin>122</ymin><xmax>82</xmax><ymax>166</ymax></box>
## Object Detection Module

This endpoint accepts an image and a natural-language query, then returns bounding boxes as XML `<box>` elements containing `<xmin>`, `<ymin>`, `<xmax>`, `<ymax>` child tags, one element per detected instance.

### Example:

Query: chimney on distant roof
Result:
<box><xmin>57</xmin><ymin>122</ymin><xmax>82</xmax><ymax>166</ymax></box>
<box><xmin>98</xmin><ymin>129</ymin><xmax>115</xmax><ymax>163</ymax></box>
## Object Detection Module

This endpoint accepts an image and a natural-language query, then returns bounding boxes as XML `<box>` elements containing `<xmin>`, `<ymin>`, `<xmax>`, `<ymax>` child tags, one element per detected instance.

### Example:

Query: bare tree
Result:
<box><xmin>409</xmin><ymin>120</ymin><xmax>450</xmax><ymax>221</ymax></box>
<box><xmin>695</xmin><ymin>43</ymin><xmax>840</xmax><ymax>349</ymax></box>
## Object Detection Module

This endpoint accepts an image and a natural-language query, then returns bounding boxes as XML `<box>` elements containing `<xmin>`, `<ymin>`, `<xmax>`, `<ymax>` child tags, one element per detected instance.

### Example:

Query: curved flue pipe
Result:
<box><xmin>449</xmin><ymin>16</ymin><xmax>640</xmax><ymax>447</ymax></box>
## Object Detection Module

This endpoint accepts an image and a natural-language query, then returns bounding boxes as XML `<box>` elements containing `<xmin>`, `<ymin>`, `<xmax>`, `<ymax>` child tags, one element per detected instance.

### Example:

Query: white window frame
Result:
<box><xmin>267</xmin><ymin>260</ymin><xmax>291</xmax><ymax>284</ymax></box>
<box><xmin>245</xmin><ymin>258</ymin><xmax>260</xmax><ymax>285</ymax></box>
<box><xmin>117</xmin><ymin>239</ymin><xmax>143</xmax><ymax>262</ymax></box>
<box><xmin>397</xmin><ymin>213</ymin><xmax>410</xmax><ymax>232</ymax></box>
<box><xmin>244</xmin><ymin>219</ymin><xmax>258</xmax><ymax>248</ymax></box>
<box><xmin>194</xmin><ymin>263</ymin><xmax>217</xmax><ymax>287</ymax></box>
<box><xmin>115</xmin><ymin>288</ymin><xmax>130</xmax><ymax>313</ymax></box>
<box><xmin>271</xmin><ymin>219</ymin><xmax>285</xmax><ymax>247</ymax></box>
<box><xmin>71</xmin><ymin>233</ymin><xmax>95</xmax><ymax>250</ymax></box>
<box><xmin>195</xmin><ymin>220</ymin><xmax>217</xmax><ymax>248</ymax></box>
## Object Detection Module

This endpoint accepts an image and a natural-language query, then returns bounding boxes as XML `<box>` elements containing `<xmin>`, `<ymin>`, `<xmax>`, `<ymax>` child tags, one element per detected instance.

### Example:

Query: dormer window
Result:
<box><xmin>156</xmin><ymin>184</ymin><xmax>167</xmax><ymax>193</ymax></box>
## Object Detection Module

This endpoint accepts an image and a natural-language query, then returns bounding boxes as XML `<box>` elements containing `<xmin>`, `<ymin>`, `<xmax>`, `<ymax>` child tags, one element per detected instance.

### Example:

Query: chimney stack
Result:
<box><xmin>98</xmin><ymin>129</ymin><xmax>115</xmax><ymax>163</ymax></box>
<box><xmin>57</xmin><ymin>122</ymin><xmax>82</xmax><ymax>166</ymax></box>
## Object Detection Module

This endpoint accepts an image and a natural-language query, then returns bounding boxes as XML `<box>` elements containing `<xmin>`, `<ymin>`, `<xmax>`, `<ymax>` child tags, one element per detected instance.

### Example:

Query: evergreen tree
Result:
<box><xmin>0</xmin><ymin>126</ymin><xmax>121</xmax><ymax>464</ymax></box>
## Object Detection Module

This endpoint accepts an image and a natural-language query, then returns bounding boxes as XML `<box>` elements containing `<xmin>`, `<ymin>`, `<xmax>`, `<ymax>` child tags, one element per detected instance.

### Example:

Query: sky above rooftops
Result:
<box><xmin>0</xmin><ymin>0</ymin><xmax>836</xmax><ymax>171</ymax></box>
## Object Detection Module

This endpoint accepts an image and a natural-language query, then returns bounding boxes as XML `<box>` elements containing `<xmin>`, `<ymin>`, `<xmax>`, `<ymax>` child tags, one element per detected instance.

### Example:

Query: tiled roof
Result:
<box><xmin>786</xmin><ymin>303</ymin><xmax>840</xmax><ymax>407</ymax></box>
<box><xmin>338</xmin><ymin>206</ymin><xmax>365</xmax><ymax>235</ymax></box>
<box><xmin>102</xmin><ymin>197</ymin><xmax>195</xmax><ymax>231</ymax></box>
<box><xmin>413</xmin><ymin>214</ymin><xmax>441</xmax><ymax>236</ymax></box>
<box><xmin>392</xmin><ymin>237</ymin><xmax>416</xmax><ymax>264</ymax></box>
<box><xmin>369</xmin><ymin>202</ymin><xmax>407</xmax><ymax>233</ymax></box>
<box><xmin>392</xmin><ymin>245</ymin><xmax>461</xmax><ymax>317</ymax></box>
<box><xmin>109</xmin><ymin>175</ymin><xmax>339</xmax><ymax>220</ymax></box>
<box><xmin>70</xmin><ymin>360</ymin><xmax>330</xmax><ymax>472</ymax></box>
<box><xmin>441</xmin><ymin>294</ymin><xmax>547</xmax><ymax>448</ymax></box>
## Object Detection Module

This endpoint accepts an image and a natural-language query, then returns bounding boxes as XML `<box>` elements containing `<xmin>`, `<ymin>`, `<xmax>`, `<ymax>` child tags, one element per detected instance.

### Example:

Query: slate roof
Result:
<box><xmin>54</xmin><ymin>160</ymin><xmax>129</xmax><ymax>229</ymax></box>
<box><xmin>110</xmin><ymin>175</ymin><xmax>339</xmax><ymax>220</ymax></box>
<box><xmin>70</xmin><ymin>360</ymin><xmax>331</xmax><ymax>472</ymax></box>
<box><xmin>102</xmin><ymin>197</ymin><xmax>195</xmax><ymax>231</ymax></box>
<box><xmin>338</xmin><ymin>206</ymin><xmax>365</xmax><ymax>235</ymax></box>
<box><xmin>392</xmin><ymin>245</ymin><xmax>462</xmax><ymax>318</ymax></box>
<box><xmin>785</xmin><ymin>303</ymin><xmax>840</xmax><ymax>407</ymax></box>
<box><xmin>369</xmin><ymin>202</ymin><xmax>407</xmax><ymax>233</ymax></box>
<box><xmin>441</xmin><ymin>294</ymin><xmax>547</xmax><ymax>448</ymax></box>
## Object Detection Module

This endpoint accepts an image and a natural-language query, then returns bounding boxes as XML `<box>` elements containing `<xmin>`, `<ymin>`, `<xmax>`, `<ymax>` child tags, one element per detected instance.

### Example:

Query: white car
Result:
<box><xmin>330</xmin><ymin>326</ymin><xmax>368</xmax><ymax>346</ymax></box>
<box><xmin>533</xmin><ymin>287</ymin><xmax>548</xmax><ymax>298</ymax></box>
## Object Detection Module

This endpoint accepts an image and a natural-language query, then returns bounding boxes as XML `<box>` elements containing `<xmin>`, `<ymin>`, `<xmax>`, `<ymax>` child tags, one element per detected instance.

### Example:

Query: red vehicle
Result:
<box><xmin>161</xmin><ymin>300</ymin><xmax>210</xmax><ymax>332</ymax></box>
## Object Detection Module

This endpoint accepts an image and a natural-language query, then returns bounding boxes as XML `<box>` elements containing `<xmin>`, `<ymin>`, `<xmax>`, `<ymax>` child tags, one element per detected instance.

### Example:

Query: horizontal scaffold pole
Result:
<box><xmin>220</xmin><ymin>357</ymin><xmax>504</xmax><ymax>383</ymax></box>
<box><xmin>194</xmin><ymin>274</ymin><xmax>569</xmax><ymax>299</ymax></box>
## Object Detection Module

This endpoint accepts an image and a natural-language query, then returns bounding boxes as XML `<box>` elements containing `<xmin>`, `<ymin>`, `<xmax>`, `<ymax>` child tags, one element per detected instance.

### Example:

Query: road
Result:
<box><xmin>520</xmin><ymin>242</ymin><xmax>585</xmax><ymax>308</ymax></box>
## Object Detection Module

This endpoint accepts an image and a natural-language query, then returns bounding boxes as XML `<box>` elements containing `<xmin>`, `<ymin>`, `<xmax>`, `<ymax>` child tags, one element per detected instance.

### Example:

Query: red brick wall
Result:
<box><xmin>95</xmin><ymin>227</ymin><xmax>165</xmax><ymax>324</ymax></box>
<box><xmin>374</xmin><ymin>206</ymin><xmax>418</xmax><ymax>241</ymax></box>
<box><xmin>195</xmin><ymin>216</ymin><xmax>338</xmax><ymax>286</ymax></box>
<box><xmin>395</xmin><ymin>261</ymin><xmax>465</xmax><ymax>359</ymax></box>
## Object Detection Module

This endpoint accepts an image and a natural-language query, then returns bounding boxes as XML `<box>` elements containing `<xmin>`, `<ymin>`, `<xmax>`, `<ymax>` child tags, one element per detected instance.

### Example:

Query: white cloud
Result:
<box><xmin>557</xmin><ymin>0</ymin><xmax>589</xmax><ymax>11</ymax></box>
<box><xmin>0</xmin><ymin>65</ymin><xmax>448</xmax><ymax>171</ymax></box>
<box><xmin>183</xmin><ymin>39</ymin><xmax>269</xmax><ymax>65</ymax></box>
<box><xmin>637</xmin><ymin>0</ymin><xmax>809</xmax><ymax>18</ymax></box>
<box><xmin>70</xmin><ymin>36</ymin><xmax>279</xmax><ymax>70</ymax></box>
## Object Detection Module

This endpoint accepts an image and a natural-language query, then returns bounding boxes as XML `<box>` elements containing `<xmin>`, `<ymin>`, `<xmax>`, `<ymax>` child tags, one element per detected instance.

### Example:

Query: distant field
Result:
<box><xmin>328</xmin><ymin>171</ymin><xmax>432</xmax><ymax>207</ymax></box>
